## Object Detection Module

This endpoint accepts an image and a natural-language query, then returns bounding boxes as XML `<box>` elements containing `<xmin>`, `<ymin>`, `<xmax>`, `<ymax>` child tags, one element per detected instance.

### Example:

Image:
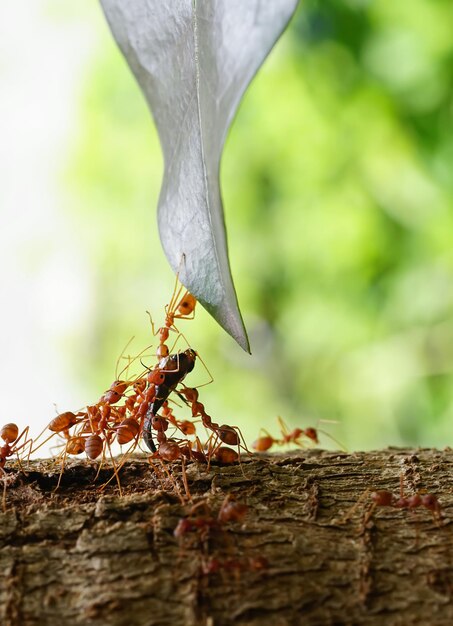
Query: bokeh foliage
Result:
<box><xmin>67</xmin><ymin>0</ymin><xmax>453</xmax><ymax>450</ymax></box>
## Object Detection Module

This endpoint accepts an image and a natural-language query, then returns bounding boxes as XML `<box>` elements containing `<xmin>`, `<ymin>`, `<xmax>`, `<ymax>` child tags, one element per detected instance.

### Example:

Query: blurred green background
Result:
<box><xmin>18</xmin><ymin>0</ymin><xmax>453</xmax><ymax>451</ymax></box>
<box><xmin>68</xmin><ymin>0</ymin><xmax>453</xmax><ymax>449</ymax></box>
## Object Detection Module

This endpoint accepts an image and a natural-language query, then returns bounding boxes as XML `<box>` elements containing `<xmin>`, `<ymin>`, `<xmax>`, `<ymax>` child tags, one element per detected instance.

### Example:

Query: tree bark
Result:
<box><xmin>0</xmin><ymin>448</ymin><xmax>452</xmax><ymax>626</ymax></box>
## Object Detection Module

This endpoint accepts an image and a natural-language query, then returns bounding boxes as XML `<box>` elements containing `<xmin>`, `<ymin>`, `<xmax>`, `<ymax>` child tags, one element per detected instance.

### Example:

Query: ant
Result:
<box><xmin>174</xmin><ymin>495</ymin><xmax>248</xmax><ymax>545</ymax></box>
<box><xmin>148</xmin><ymin>274</ymin><xmax>197</xmax><ymax>360</ymax></box>
<box><xmin>0</xmin><ymin>423</ymin><xmax>33</xmax><ymax>471</ymax></box>
<box><xmin>252</xmin><ymin>416</ymin><xmax>344</xmax><ymax>452</ymax></box>
<box><xmin>365</xmin><ymin>488</ymin><xmax>442</xmax><ymax>525</ymax></box>
<box><xmin>0</xmin><ymin>423</ymin><xmax>33</xmax><ymax>510</ymax></box>
<box><xmin>33</xmin><ymin>404</ymin><xmax>126</xmax><ymax>493</ymax></box>
<box><xmin>177</xmin><ymin>386</ymin><xmax>246</xmax><ymax>466</ymax></box>
<box><xmin>174</xmin><ymin>495</ymin><xmax>249</xmax><ymax>575</ymax></box>
<box><xmin>343</xmin><ymin>473</ymin><xmax>443</xmax><ymax>530</ymax></box>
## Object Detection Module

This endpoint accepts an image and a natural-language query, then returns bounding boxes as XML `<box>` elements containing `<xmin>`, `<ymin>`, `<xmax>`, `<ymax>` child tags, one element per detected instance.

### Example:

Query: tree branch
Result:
<box><xmin>1</xmin><ymin>448</ymin><xmax>452</xmax><ymax>625</ymax></box>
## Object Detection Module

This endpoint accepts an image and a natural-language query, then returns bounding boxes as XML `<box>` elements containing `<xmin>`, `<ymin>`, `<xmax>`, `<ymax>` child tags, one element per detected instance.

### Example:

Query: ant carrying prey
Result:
<box><xmin>23</xmin><ymin>273</ymin><xmax>245</xmax><ymax>497</ymax></box>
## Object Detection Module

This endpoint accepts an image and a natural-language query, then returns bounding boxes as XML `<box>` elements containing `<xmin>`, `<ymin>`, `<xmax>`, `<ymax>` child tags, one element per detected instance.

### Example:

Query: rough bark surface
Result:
<box><xmin>1</xmin><ymin>448</ymin><xmax>453</xmax><ymax>626</ymax></box>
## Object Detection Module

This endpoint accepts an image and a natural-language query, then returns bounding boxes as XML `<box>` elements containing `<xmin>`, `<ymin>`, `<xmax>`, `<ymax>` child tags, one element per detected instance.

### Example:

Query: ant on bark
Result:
<box><xmin>174</xmin><ymin>495</ymin><xmax>251</xmax><ymax>576</ymax></box>
<box><xmin>174</xmin><ymin>494</ymin><xmax>248</xmax><ymax>545</ymax></box>
<box><xmin>33</xmin><ymin>401</ymin><xmax>131</xmax><ymax>494</ymax></box>
<box><xmin>177</xmin><ymin>385</ymin><xmax>246</xmax><ymax>464</ymax></box>
<box><xmin>252</xmin><ymin>416</ymin><xmax>344</xmax><ymax>452</ymax></box>
<box><xmin>0</xmin><ymin>423</ymin><xmax>33</xmax><ymax>510</ymax></box>
<box><xmin>344</xmin><ymin>473</ymin><xmax>443</xmax><ymax>530</ymax></box>
<box><xmin>365</xmin><ymin>488</ymin><xmax>442</xmax><ymax>525</ymax></box>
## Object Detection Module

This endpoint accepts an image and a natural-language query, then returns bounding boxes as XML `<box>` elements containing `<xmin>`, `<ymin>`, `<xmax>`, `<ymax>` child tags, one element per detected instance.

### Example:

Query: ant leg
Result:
<box><xmin>277</xmin><ymin>416</ymin><xmax>290</xmax><ymax>443</ymax></box>
<box><xmin>11</xmin><ymin>428</ymin><xmax>33</xmax><ymax>474</ymax></box>
<box><xmin>191</xmin><ymin>348</ymin><xmax>214</xmax><ymax>388</ymax></box>
<box><xmin>230</xmin><ymin>424</ymin><xmax>249</xmax><ymax>454</ymax></box>
<box><xmin>157</xmin><ymin>456</ymin><xmax>186</xmax><ymax>505</ymax></box>
<box><xmin>146</xmin><ymin>310</ymin><xmax>160</xmax><ymax>340</ymax></box>
<box><xmin>167</xmin><ymin>258</ymin><xmax>187</xmax><ymax>315</ymax></box>
<box><xmin>167</xmin><ymin>329</ymin><xmax>184</xmax><ymax>355</ymax></box>
<box><xmin>174</xmin><ymin>390</ymin><xmax>190</xmax><ymax>407</ymax></box>
<box><xmin>337</xmin><ymin>489</ymin><xmax>372</xmax><ymax>525</ymax></box>
<box><xmin>114</xmin><ymin>335</ymin><xmax>135</xmax><ymax>380</ymax></box>
<box><xmin>29</xmin><ymin>426</ymin><xmax>56</xmax><ymax>456</ymax></box>
<box><xmin>118</xmin><ymin>342</ymin><xmax>155</xmax><ymax>380</ymax></box>
<box><xmin>112</xmin><ymin>434</ymin><xmax>141</xmax><ymax>476</ymax></box>
<box><xmin>181</xmin><ymin>456</ymin><xmax>192</xmax><ymax>502</ymax></box>
<box><xmin>314</xmin><ymin>427</ymin><xmax>347</xmax><ymax>452</ymax></box>
<box><xmin>166</xmin><ymin>282</ymin><xmax>185</xmax><ymax>319</ymax></box>
<box><xmin>93</xmin><ymin>442</ymin><xmax>108</xmax><ymax>483</ymax></box>
<box><xmin>105</xmin><ymin>437</ymin><xmax>123</xmax><ymax>497</ymax></box>
<box><xmin>205</xmin><ymin>432</ymin><xmax>221</xmax><ymax>471</ymax></box>
<box><xmin>168</xmin><ymin>338</ymin><xmax>214</xmax><ymax>389</ymax></box>
<box><xmin>11</xmin><ymin>426</ymin><xmax>30</xmax><ymax>449</ymax></box>
<box><xmin>55</xmin><ymin>445</ymin><xmax>69</xmax><ymax>491</ymax></box>
<box><xmin>2</xmin><ymin>472</ymin><xmax>7</xmax><ymax>513</ymax></box>
<box><xmin>52</xmin><ymin>432</ymin><xmax>87</xmax><ymax>491</ymax></box>
<box><xmin>148</xmin><ymin>456</ymin><xmax>182</xmax><ymax>501</ymax></box>
<box><xmin>362</xmin><ymin>501</ymin><xmax>378</xmax><ymax>526</ymax></box>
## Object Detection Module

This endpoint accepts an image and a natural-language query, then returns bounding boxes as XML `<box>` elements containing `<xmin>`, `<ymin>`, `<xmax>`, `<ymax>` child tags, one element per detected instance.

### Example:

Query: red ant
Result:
<box><xmin>342</xmin><ymin>475</ymin><xmax>443</xmax><ymax>529</ymax></box>
<box><xmin>366</xmin><ymin>488</ymin><xmax>442</xmax><ymax>524</ymax></box>
<box><xmin>252</xmin><ymin>416</ymin><xmax>344</xmax><ymax>452</ymax></box>
<box><xmin>177</xmin><ymin>386</ymin><xmax>246</xmax><ymax>466</ymax></box>
<box><xmin>148</xmin><ymin>275</ymin><xmax>197</xmax><ymax>360</ymax></box>
<box><xmin>32</xmin><ymin>404</ymin><xmax>126</xmax><ymax>493</ymax></box>
<box><xmin>31</xmin><ymin>410</ymin><xmax>87</xmax><ymax>456</ymax></box>
<box><xmin>174</xmin><ymin>495</ymin><xmax>248</xmax><ymax>544</ymax></box>
<box><xmin>159</xmin><ymin>401</ymin><xmax>197</xmax><ymax>437</ymax></box>
<box><xmin>174</xmin><ymin>495</ymin><xmax>249</xmax><ymax>574</ymax></box>
<box><xmin>0</xmin><ymin>423</ymin><xmax>33</xmax><ymax>471</ymax></box>
<box><xmin>0</xmin><ymin>423</ymin><xmax>33</xmax><ymax>510</ymax></box>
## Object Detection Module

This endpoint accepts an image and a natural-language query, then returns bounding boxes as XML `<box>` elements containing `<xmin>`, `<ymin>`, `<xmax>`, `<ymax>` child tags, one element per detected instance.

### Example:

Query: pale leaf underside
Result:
<box><xmin>100</xmin><ymin>0</ymin><xmax>299</xmax><ymax>351</ymax></box>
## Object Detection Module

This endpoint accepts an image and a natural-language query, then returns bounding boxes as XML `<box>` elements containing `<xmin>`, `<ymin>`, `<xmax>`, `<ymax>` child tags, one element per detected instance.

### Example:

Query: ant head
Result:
<box><xmin>1</xmin><ymin>423</ymin><xmax>19</xmax><ymax>444</ymax></box>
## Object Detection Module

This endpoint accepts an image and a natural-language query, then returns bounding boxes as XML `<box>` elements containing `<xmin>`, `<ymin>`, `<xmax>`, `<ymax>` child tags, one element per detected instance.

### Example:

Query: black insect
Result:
<box><xmin>143</xmin><ymin>349</ymin><xmax>197</xmax><ymax>452</ymax></box>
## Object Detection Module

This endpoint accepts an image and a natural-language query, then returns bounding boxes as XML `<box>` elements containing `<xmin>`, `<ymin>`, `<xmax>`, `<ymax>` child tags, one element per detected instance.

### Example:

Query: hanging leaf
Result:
<box><xmin>99</xmin><ymin>0</ymin><xmax>299</xmax><ymax>352</ymax></box>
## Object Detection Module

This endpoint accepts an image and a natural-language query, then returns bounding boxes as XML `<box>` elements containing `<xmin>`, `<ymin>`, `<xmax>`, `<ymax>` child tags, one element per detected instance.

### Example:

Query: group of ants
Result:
<box><xmin>0</xmin><ymin>280</ymin><xmax>319</xmax><ymax>496</ymax></box>
<box><xmin>0</xmin><ymin>279</ymin><xmax>444</xmax><ymax>540</ymax></box>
